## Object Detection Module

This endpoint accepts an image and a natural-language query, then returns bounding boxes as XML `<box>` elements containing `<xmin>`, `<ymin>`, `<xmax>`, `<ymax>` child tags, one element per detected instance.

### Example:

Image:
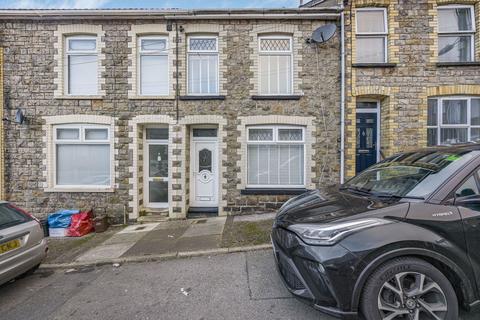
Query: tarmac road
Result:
<box><xmin>0</xmin><ymin>250</ymin><xmax>477</xmax><ymax>320</ymax></box>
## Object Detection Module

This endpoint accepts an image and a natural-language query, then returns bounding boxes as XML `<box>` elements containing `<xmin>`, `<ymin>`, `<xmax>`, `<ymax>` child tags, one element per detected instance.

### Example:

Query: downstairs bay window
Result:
<box><xmin>54</xmin><ymin>124</ymin><xmax>111</xmax><ymax>188</ymax></box>
<box><xmin>427</xmin><ymin>97</ymin><xmax>480</xmax><ymax>146</ymax></box>
<box><xmin>247</xmin><ymin>126</ymin><xmax>305</xmax><ymax>188</ymax></box>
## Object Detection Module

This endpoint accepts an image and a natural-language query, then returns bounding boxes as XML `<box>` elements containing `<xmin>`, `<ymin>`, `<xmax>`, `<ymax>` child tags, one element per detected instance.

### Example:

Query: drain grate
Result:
<box><xmin>135</xmin><ymin>226</ymin><xmax>147</xmax><ymax>231</ymax></box>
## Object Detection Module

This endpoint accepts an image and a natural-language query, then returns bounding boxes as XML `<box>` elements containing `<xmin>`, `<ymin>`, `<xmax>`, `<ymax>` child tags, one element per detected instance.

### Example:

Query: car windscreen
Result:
<box><xmin>0</xmin><ymin>203</ymin><xmax>31</xmax><ymax>231</ymax></box>
<box><xmin>344</xmin><ymin>150</ymin><xmax>479</xmax><ymax>199</ymax></box>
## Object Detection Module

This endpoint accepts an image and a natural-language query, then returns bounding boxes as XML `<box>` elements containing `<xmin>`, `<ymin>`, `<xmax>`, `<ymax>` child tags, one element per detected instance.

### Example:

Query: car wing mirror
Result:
<box><xmin>455</xmin><ymin>195</ymin><xmax>480</xmax><ymax>206</ymax></box>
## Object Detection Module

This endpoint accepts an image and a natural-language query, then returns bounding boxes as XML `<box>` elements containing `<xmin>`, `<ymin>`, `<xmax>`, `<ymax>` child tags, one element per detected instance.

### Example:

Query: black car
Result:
<box><xmin>272</xmin><ymin>144</ymin><xmax>480</xmax><ymax>320</ymax></box>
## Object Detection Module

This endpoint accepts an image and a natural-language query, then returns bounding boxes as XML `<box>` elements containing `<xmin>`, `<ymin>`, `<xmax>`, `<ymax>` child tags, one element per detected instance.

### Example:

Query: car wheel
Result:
<box><xmin>361</xmin><ymin>257</ymin><xmax>458</xmax><ymax>320</ymax></box>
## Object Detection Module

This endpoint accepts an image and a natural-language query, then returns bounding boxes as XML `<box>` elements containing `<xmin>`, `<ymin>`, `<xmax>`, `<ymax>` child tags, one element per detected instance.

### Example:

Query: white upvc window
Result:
<box><xmin>54</xmin><ymin>124</ymin><xmax>111</xmax><ymax>188</ymax></box>
<box><xmin>438</xmin><ymin>5</ymin><xmax>475</xmax><ymax>62</ymax></box>
<box><xmin>258</xmin><ymin>35</ymin><xmax>293</xmax><ymax>95</ymax></box>
<box><xmin>247</xmin><ymin>126</ymin><xmax>305</xmax><ymax>188</ymax></box>
<box><xmin>427</xmin><ymin>96</ymin><xmax>480</xmax><ymax>146</ymax></box>
<box><xmin>355</xmin><ymin>8</ymin><xmax>388</xmax><ymax>63</ymax></box>
<box><xmin>65</xmin><ymin>36</ymin><xmax>98</xmax><ymax>95</ymax></box>
<box><xmin>138</xmin><ymin>36</ymin><xmax>169</xmax><ymax>96</ymax></box>
<box><xmin>187</xmin><ymin>36</ymin><xmax>219</xmax><ymax>95</ymax></box>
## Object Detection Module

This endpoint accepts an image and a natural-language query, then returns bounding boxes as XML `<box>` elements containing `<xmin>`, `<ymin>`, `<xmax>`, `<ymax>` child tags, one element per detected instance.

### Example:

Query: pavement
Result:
<box><xmin>1</xmin><ymin>250</ymin><xmax>478</xmax><ymax>320</ymax></box>
<box><xmin>45</xmin><ymin>215</ymin><xmax>274</xmax><ymax>266</ymax></box>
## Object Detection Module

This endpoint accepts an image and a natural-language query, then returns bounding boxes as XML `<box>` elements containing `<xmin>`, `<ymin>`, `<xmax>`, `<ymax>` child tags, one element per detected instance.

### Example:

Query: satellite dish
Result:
<box><xmin>309</xmin><ymin>24</ymin><xmax>337</xmax><ymax>44</ymax></box>
<box><xmin>15</xmin><ymin>109</ymin><xmax>26</xmax><ymax>124</ymax></box>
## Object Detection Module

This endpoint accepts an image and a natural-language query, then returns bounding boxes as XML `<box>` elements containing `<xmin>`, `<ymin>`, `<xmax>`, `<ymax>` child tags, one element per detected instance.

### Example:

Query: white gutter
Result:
<box><xmin>340</xmin><ymin>7</ymin><xmax>346</xmax><ymax>184</ymax></box>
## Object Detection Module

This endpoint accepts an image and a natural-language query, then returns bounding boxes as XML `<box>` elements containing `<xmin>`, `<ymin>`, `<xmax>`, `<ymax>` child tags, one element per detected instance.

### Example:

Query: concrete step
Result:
<box><xmin>138</xmin><ymin>210</ymin><xmax>169</xmax><ymax>223</ymax></box>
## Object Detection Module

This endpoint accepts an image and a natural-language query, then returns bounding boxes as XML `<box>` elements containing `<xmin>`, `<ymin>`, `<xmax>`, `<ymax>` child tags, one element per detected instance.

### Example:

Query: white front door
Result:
<box><xmin>190</xmin><ymin>129</ymin><xmax>218</xmax><ymax>207</ymax></box>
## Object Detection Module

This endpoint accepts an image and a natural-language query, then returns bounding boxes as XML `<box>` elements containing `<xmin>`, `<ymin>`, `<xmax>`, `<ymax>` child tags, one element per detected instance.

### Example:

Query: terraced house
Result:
<box><xmin>342</xmin><ymin>0</ymin><xmax>480</xmax><ymax>177</ymax></box>
<box><xmin>0</xmin><ymin>6</ymin><xmax>342</xmax><ymax>222</ymax></box>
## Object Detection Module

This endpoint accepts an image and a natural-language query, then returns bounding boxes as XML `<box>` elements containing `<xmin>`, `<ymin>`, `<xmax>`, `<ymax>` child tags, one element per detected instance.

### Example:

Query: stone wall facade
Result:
<box><xmin>344</xmin><ymin>0</ymin><xmax>480</xmax><ymax>178</ymax></box>
<box><xmin>0</xmin><ymin>15</ymin><xmax>341</xmax><ymax>221</ymax></box>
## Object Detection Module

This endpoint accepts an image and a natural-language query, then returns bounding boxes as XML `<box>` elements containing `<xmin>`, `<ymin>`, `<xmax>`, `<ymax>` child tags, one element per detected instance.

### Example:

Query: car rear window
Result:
<box><xmin>0</xmin><ymin>204</ymin><xmax>31</xmax><ymax>231</ymax></box>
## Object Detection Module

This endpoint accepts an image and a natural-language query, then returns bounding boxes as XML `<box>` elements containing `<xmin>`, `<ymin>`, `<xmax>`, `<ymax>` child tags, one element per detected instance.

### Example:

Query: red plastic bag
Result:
<box><xmin>67</xmin><ymin>211</ymin><xmax>93</xmax><ymax>237</ymax></box>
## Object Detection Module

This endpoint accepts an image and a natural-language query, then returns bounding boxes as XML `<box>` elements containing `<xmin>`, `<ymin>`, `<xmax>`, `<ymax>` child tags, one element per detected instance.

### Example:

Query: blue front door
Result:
<box><xmin>356</xmin><ymin>113</ymin><xmax>378</xmax><ymax>174</ymax></box>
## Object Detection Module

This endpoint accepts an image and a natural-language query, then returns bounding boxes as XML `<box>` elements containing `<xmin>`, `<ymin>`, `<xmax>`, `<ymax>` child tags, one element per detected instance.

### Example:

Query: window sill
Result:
<box><xmin>179</xmin><ymin>95</ymin><xmax>226</xmax><ymax>101</ymax></box>
<box><xmin>251</xmin><ymin>95</ymin><xmax>302</xmax><ymax>101</ymax></box>
<box><xmin>45</xmin><ymin>187</ymin><xmax>115</xmax><ymax>193</ymax></box>
<box><xmin>54</xmin><ymin>95</ymin><xmax>104</xmax><ymax>100</ymax></box>
<box><xmin>129</xmin><ymin>95</ymin><xmax>175</xmax><ymax>100</ymax></box>
<box><xmin>241</xmin><ymin>188</ymin><xmax>308</xmax><ymax>195</ymax></box>
<box><xmin>436</xmin><ymin>62</ymin><xmax>480</xmax><ymax>67</ymax></box>
<box><xmin>352</xmin><ymin>63</ymin><xmax>397</xmax><ymax>68</ymax></box>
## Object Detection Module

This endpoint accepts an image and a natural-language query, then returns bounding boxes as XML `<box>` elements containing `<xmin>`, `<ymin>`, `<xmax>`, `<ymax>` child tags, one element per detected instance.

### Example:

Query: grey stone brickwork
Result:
<box><xmin>0</xmin><ymin>18</ymin><xmax>340</xmax><ymax>221</ymax></box>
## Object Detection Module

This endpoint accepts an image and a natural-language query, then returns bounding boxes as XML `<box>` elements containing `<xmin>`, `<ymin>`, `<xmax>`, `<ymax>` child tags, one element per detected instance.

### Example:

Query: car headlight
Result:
<box><xmin>287</xmin><ymin>218</ymin><xmax>392</xmax><ymax>246</ymax></box>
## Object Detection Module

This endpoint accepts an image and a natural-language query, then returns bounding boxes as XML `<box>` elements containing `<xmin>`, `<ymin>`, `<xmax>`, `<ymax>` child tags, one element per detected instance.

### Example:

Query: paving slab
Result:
<box><xmin>75</xmin><ymin>243</ymin><xmax>136</xmax><ymax>262</ymax></box>
<box><xmin>175</xmin><ymin>235</ymin><xmax>221</xmax><ymax>252</ymax></box>
<box><xmin>101</xmin><ymin>232</ymin><xmax>146</xmax><ymax>245</ymax></box>
<box><xmin>121</xmin><ymin>225</ymin><xmax>189</xmax><ymax>256</ymax></box>
<box><xmin>181</xmin><ymin>217</ymin><xmax>226</xmax><ymax>238</ymax></box>
<box><xmin>154</xmin><ymin>220</ymin><xmax>190</xmax><ymax>230</ymax></box>
<box><xmin>117</xmin><ymin>223</ymin><xmax>159</xmax><ymax>234</ymax></box>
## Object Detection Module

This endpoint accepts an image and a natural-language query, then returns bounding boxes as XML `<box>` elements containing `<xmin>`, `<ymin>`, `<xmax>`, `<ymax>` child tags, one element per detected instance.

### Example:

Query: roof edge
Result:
<box><xmin>0</xmin><ymin>7</ymin><xmax>343</xmax><ymax>20</ymax></box>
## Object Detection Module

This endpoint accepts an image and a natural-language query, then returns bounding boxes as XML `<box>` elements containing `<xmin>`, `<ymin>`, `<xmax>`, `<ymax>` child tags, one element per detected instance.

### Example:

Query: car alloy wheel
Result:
<box><xmin>378</xmin><ymin>272</ymin><xmax>447</xmax><ymax>320</ymax></box>
<box><xmin>361</xmin><ymin>257</ymin><xmax>458</xmax><ymax>320</ymax></box>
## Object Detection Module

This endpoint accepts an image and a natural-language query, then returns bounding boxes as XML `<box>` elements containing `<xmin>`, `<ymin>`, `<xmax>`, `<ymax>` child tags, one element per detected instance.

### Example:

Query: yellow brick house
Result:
<box><xmin>305</xmin><ymin>0</ymin><xmax>480</xmax><ymax>179</ymax></box>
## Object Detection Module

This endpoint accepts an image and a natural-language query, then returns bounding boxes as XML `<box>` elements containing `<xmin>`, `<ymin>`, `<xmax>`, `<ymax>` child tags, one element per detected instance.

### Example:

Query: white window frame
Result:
<box><xmin>64</xmin><ymin>35</ymin><xmax>98</xmax><ymax>96</ymax></box>
<box><xmin>246</xmin><ymin>125</ymin><xmax>306</xmax><ymax>189</ymax></box>
<box><xmin>187</xmin><ymin>35</ymin><xmax>219</xmax><ymax>95</ymax></box>
<box><xmin>53</xmin><ymin>124</ymin><xmax>111</xmax><ymax>189</ymax></box>
<box><xmin>427</xmin><ymin>96</ymin><xmax>480</xmax><ymax>145</ymax></box>
<box><xmin>355</xmin><ymin>7</ymin><xmax>388</xmax><ymax>63</ymax></box>
<box><xmin>258</xmin><ymin>35</ymin><xmax>294</xmax><ymax>95</ymax></box>
<box><xmin>437</xmin><ymin>4</ymin><xmax>476</xmax><ymax>62</ymax></box>
<box><xmin>137</xmin><ymin>35</ymin><xmax>169</xmax><ymax>96</ymax></box>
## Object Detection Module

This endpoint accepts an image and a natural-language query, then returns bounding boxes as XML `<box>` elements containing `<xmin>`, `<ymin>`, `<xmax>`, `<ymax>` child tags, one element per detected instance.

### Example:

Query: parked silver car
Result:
<box><xmin>0</xmin><ymin>202</ymin><xmax>48</xmax><ymax>286</ymax></box>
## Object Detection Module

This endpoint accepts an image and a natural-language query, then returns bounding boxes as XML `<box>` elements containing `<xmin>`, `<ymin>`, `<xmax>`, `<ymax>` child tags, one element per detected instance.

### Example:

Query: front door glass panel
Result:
<box><xmin>199</xmin><ymin>148</ymin><xmax>212</xmax><ymax>172</ymax></box>
<box><xmin>146</xmin><ymin>128</ymin><xmax>169</xmax><ymax>207</ymax></box>
<box><xmin>149</xmin><ymin>144</ymin><xmax>168</xmax><ymax>177</ymax></box>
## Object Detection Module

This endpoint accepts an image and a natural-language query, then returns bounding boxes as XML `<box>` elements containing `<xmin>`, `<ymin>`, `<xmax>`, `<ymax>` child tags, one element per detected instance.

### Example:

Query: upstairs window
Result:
<box><xmin>65</xmin><ymin>36</ymin><xmax>98</xmax><ymax>95</ymax></box>
<box><xmin>427</xmin><ymin>97</ymin><xmax>480</xmax><ymax>146</ymax></box>
<box><xmin>258</xmin><ymin>36</ymin><xmax>293</xmax><ymax>95</ymax></box>
<box><xmin>54</xmin><ymin>124</ymin><xmax>111</xmax><ymax>187</ymax></box>
<box><xmin>355</xmin><ymin>8</ymin><xmax>388</xmax><ymax>63</ymax></box>
<box><xmin>138</xmin><ymin>36</ymin><xmax>169</xmax><ymax>96</ymax></box>
<box><xmin>187</xmin><ymin>36</ymin><xmax>219</xmax><ymax>95</ymax></box>
<box><xmin>247</xmin><ymin>126</ymin><xmax>305</xmax><ymax>188</ymax></box>
<box><xmin>438</xmin><ymin>5</ymin><xmax>475</xmax><ymax>62</ymax></box>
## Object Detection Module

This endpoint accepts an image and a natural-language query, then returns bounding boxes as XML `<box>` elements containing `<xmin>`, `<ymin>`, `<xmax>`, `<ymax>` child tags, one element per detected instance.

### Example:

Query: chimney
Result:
<box><xmin>300</xmin><ymin>0</ymin><xmax>304</xmax><ymax>6</ymax></box>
